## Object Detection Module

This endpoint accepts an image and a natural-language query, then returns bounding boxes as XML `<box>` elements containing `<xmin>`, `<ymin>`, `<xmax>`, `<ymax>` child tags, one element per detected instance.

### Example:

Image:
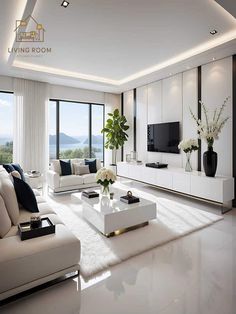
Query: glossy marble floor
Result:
<box><xmin>1</xmin><ymin>179</ymin><xmax>236</xmax><ymax>314</ymax></box>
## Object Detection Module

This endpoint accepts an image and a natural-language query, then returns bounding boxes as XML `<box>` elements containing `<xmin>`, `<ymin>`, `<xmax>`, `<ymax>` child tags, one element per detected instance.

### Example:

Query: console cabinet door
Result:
<box><xmin>191</xmin><ymin>176</ymin><xmax>223</xmax><ymax>202</ymax></box>
<box><xmin>156</xmin><ymin>170</ymin><xmax>172</xmax><ymax>189</ymax></box>
<box><xmin>117</xmin><ymin>163</ymin><xmax>129</xmax><ymax>178</ymax></box>
<box><xmin>142</xmin><ymin>167</ymin><xmax>157</xmax><ymax>185</ymax></box>
<box><xmin>172</xmin><ymin>172</ymin><xmax>191</xmax><ymax>194</ymax></box>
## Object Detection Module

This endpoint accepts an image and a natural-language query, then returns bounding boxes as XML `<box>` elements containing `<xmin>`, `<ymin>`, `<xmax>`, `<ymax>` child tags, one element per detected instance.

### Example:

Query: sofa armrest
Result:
<box><xmin>47</xmin><ymin>170</ymin><xmax>60</xmax><ymax>190</ymax></box>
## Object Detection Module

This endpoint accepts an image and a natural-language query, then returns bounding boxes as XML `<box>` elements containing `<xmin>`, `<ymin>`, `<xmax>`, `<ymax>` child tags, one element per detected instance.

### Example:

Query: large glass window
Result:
<box><xmin>49</xmin><ymin>100</ymin><xmax>104</xmax><ymax>162</ymax></box>
<box><xmin>0</xmin><ymin>92</ymin><xmax>14</xmax><ymax>164</ymax></box>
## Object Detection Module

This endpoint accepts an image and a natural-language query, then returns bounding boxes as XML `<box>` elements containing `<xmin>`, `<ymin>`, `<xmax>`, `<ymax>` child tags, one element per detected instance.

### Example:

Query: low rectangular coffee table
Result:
<box><xmin>72</xmin><ymin>188</ymin><xmax>157</xmax><ymax>237</ymax></box>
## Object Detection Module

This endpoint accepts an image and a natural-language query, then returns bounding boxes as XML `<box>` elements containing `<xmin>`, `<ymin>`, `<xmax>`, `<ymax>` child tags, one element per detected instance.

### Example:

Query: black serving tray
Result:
<box><xmin>18</xmin><ymin>217</ymin><xmax>55</xmax><ymax>241</ymax></box>
<box><xmin>120</xmin><ymin>195</ymin><xmax>140</xmax><ymax>204</ymax></box>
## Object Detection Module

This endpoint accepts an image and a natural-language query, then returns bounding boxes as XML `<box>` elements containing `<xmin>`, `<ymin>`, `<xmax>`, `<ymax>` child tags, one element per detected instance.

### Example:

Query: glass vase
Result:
<box><xmin>185</xmin><ymin>152</ymin><xmax>192</xmax><ymax>172</ymax></box>
<box><xmin>101</xmin><ymin>184</ymin><xmax>110</xmax><ymax>196</ymax></box>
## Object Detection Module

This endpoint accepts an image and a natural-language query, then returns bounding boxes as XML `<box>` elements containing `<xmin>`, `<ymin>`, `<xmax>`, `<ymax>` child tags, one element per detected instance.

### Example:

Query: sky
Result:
<box><xmin>0</xmin><ymin>92</ymin><xmax>13</xmax><ymax>138</ymax></box>
<box><xmin>49</xmin><ymin>101</ymin><xmax>103</xmax><ymax>137</ymax></box>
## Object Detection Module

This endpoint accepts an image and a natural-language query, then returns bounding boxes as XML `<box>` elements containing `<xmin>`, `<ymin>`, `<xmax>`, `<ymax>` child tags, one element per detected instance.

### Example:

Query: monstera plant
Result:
<box><xmin>101</xmin><ymin>108</ymin><xmax>129</xmax><ymax>165</ymax></box>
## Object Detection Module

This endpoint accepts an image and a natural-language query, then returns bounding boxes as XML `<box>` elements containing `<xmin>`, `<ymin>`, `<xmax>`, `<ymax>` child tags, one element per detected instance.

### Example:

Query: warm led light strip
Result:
<box><xmin>13</xmin><ymin>29</ymin><xmax>236</xmax><ymax>86</ymax></box>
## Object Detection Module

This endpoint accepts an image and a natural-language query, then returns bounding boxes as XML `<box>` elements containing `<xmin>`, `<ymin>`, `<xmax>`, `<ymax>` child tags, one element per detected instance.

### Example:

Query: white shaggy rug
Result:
<box><xmin>49</xmin><ymin>183</ymin><xmax>223</xmax><ymax>279</ymax></box>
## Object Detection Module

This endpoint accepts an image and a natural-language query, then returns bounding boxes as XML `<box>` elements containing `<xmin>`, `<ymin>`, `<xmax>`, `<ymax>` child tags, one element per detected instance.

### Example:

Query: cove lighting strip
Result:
<box><xmin>13</xmin><ymin>29</ymin><xmax>236</xmax><ymax>86</ymax></box>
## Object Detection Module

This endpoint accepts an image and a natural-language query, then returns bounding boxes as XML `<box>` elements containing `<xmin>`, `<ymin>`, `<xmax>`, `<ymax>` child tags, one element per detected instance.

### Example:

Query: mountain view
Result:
<box><xmin>50</xmin><ymin>133</ymin><xmax>80</xmax><ymax>145</ymax></box>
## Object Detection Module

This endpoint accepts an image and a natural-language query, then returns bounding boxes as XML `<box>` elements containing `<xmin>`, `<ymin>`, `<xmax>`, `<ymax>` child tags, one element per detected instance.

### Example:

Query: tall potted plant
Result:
<box><xmin>190</xmin><ymin>97</ymin><xmax>229</xmax><ymax>177</ymax></box>
<box><xmin>101</xmin><ymin>109</ymin><xmax>129</xmax><ymax>165</ymax></box>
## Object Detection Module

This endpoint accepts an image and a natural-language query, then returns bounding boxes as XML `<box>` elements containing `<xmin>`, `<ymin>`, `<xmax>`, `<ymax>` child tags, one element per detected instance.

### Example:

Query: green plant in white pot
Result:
<box><xmin>101</xmin><ymin>109</ymin><xmax>129</xmax><ymax>165</ymax></box>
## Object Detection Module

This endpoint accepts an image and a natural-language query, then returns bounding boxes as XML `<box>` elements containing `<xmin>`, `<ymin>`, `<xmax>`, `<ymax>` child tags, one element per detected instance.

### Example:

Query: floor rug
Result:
<box><xmin>50</xmin><ymin>183</ymin><xmax>223</xmax><ymax>279</ymax></box>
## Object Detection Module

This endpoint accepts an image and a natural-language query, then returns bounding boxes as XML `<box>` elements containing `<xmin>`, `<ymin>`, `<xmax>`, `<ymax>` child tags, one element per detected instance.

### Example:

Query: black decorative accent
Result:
<box><xmin>13</xmin><ymin>176</ymin><xmax>39</xmax><ymax>213</ymax></box>
<box><xmin>60</xmin><ymin>159</ymin><xmax>72</xmax><ymax>176</ymax></box>
<box><xmin>197</xmin><ymin>66</ymin><xmax>202</xmax><ymax>171</ymax></box>
<box><xmin>203</xmin><ymin>147</ymin><xmax>218</xmax><ymax>177</ymax></box>
<box><xmin>121</xmin><ymin>93</ymin><xmax>124</xmax><ymax>161</ymax></box>
<box><xmin>85</xmin><ymin>159</ymin><xmax>97</xmax><ymax>173</ymax></box>
<box><xmin>18</xmin><ymin>218</ymin><xmax>55</xmax><ymax>241</ymax></box>
<box><xmin>233</xmin><ymin>55</ymin><xmax>236</xmax><ymax>207</ymax></box>
<box><xmin>133</xmin><ymin>88</ymin><xmax>137</xmax><ymax>152</ymax></box>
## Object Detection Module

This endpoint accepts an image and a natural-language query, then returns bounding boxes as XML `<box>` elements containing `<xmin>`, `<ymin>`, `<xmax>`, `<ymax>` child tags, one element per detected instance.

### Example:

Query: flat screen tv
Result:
<box><xmin>147</xmin><ymin>122</ymin><xmax>180</xmax><ymax>154</ymax></box>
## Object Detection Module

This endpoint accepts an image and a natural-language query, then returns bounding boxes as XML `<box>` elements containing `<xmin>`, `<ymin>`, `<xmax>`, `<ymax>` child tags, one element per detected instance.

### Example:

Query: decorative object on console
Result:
<box><xmin>190</xmin><ymin>97</ymin><xmax>230</xmax><ymax>177</ymax></box>
<box><xmin>13</xmin><ymin>176</ymin><xmax>39</xmax><ymax>213</ymax></box>
<box><xmin>145</xmin><ymin>162</ymin><xmax>168</xmax><ymax>169</ymax></box>
<box><xmin>178</xmin><ymin>139</ymin><xmax>199</xmax><ymax>172</ymax></box>
<box><xmin>126</xmin><ymin>154</ymin><xmax>131</xmax><ymax>163</ymax></box>
<box><xmin>120</xmin><ymin>190</ymin><xmax>140</xmax><ymax>204</ymax></box>
<box><xmin>136</xmin><ymin>160</ymin><xmax>143</xmax><ymax>165</ymax></box>
<box><xmin>96</xmin><ymin>167</ymin><xmax>116</xmax><ymax>196</ymax></box>
<box><xmin>59</xmin><ymin>160</ymin><xmax>72</xmax><ymax>176</ymax></box>
<box><xmin>101</xmin><ymin>108</ymin><xmax>129</xmax><ymax>165</ymax></box>
<box><xmin>85</xmin><ymin>159</ymin><xmax>97</xmax><ymax>173</ymax></box>
<box><xmin>130</xmin><ymin>151</ymin><xmax>137</xmax><ymax>162</ymax></box>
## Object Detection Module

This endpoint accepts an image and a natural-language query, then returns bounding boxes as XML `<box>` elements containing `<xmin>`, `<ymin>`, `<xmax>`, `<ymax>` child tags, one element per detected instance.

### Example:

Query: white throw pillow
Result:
<box><xmin>74</xmin><ymin>164</ymin><xmax>90</xmax><ymax>175</ymax></box>
<box><xmin>0</xmin><ymin>195</ymin><xmax>11</xmax><ymax>238</ymax></box>
<box><xmin>11</xmin><ymin>170</ymin><xmax>21</xmax><ymax>179</ymax></box>
<box><xmin>0</xmin><ymin>176</ymin><xmax>20</xmax><ymax>225</ymax></box>
<box><xmin>51</xmin><ymin>160</ymin><xmax>61</xmax><ymax>175</ymax></box>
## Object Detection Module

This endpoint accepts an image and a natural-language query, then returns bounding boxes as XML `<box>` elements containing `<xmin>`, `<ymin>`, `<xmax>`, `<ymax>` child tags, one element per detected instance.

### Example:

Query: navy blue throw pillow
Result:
<box><xmin>12</xmin><ymin>163</ymin><xmax>26</xmax><ymax>181</ymax></box>
<box><xmin>13</xmin><ymin>176</ymin><xmax>39</xmax><ymax>213</ymax></box>
<box><xmin>85</xmin><ymin>159</ymin><xmax>97</xmax><ymax>173</ymax></box>
<box><xmin>3</xmin><ymin>164</ymin><xmax>15</xmax><ymax>173</ymax></box>
<box><xmin>60</xmin><ymin>160</ymin><xmax>72</xmax><ymax>176</ymax></box>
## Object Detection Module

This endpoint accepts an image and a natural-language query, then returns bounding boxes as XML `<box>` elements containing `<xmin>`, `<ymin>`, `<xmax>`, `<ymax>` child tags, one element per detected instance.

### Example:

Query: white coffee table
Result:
<box><xmin>71</xmin><ymin>188</ymin><xmax>157</xmax><ymax>237</ymax></box>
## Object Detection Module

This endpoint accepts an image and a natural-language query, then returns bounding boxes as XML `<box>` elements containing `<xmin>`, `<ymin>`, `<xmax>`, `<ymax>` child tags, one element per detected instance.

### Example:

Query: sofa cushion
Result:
<box><xmin>60</xmin><ymin>175</ymin><xmax>83</xmax><ymax>187</ymax></box>
<box><xmin>0</xmin><ymin>224</ymin><xmax>80</xmax><ymax>294</ymax></box>
<box><xmin>74</xmin><ymin>164</ymin><xmax>90</xmax><ymax>175</ymax></box>
<box><xmin>2</xmin><ymin>164</ymin><xmax>15</xmax><ymax>173</ymax></box>
<box><xmin>13</xmin><ymin>176</ymin><xmax>39</xmax><ymax>213</ymax></box>
<box><xmin>52</xmin><ymin>160</ymin><xmax>61</xmax><ymax>175</ymax></box>
<box><xmin>36</xmin><ymin>195</ymin><xmax>46</xmax><ymax>204</ymax></box>
<box><xmin>0</xmin><ymin>195</ymin><xmax>11</xmax><ymax>238</ymax></box>
<box><xmin>85</xmin><ymin>159</ymin><xmax>97</xmax><ymax>173</ymax></box>
<box><xmin>11</xmin><ymin>170</ymin><xmax>21</xmax><ymax>179</ymax></box>
<box><xmin>82</xmin><ymin>173</ymin><xmax>97</xmax><ymax>184</ymax></box>
<box><xmin>12</xmin><ymin>163</ymin><xmax>26</xmax><ymax>181</ymax></box>
<box><xmin>60</xmin><ymin>160</ymin><xmax>72</xmax><ymax>176</ymax></box>
<box><xmin>0</xmin><ymin>175</ymin><xmax>19</xmax><ymax>225</ymax></box>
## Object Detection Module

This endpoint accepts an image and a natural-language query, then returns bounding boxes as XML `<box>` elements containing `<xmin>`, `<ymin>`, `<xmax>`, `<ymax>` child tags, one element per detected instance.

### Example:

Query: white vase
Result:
<box><xmin>185</xmin><ymin>152</ymin><xmax>192</xmax><ymax>172</ymax></box>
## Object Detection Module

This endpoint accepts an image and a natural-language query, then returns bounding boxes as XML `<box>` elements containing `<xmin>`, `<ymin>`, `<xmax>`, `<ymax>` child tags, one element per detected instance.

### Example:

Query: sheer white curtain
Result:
<box><xmin>13</xmin><ymin>78</ymin><xmax>49</xmax><ymax>175</ymax></box>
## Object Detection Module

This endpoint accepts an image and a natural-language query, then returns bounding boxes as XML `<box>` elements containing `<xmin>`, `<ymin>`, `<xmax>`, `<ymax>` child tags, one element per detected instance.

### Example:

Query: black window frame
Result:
<box><xmin>0</xmin><ymin>90</ymin><xmax>14</xmax><ymax>165</ymax></box>
<box><xmin>49</xmin><ymin>99</ymin><xmax>105</xmax><ymax>163</ymax></box>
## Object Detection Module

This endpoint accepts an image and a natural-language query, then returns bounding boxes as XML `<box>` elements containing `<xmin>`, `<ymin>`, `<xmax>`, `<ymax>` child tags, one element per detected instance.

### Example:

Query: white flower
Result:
<box><xmin>96</xmin><ymin>167</ymin><xmax>116</xmax><ymax>184</ymax></box>
<box><xmin>178</xmin><ymin>139</ymin><xmax>199</xmax><ymax>153</ymax></box>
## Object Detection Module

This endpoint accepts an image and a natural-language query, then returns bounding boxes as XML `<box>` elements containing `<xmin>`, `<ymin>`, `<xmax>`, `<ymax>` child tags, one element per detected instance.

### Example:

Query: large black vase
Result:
<box><xmin>203</xmin><ymin>147</ymin><xmax>217</xmax><ymax>177</ymax></box>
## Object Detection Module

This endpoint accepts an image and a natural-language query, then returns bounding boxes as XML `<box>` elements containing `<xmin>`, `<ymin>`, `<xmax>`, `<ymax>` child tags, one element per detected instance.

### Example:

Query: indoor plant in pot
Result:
<box><xmin>101</xmin><ymin>109</ymin><xmax>129</xmax><ymax>166</ymax></box>
<box><xmin>178</xmin><ymin>139</ymin><xmax>199</xmax><ymax>172</ymax></box>
<box><xmin>190</xmin><ymin>97</ymin><xmax>229</xmax><ymax>177</ymax></box>
<box><xmin>96</xmin><ymin>167</ymin><xmax>116</xmax><ymax>196</ymax></box>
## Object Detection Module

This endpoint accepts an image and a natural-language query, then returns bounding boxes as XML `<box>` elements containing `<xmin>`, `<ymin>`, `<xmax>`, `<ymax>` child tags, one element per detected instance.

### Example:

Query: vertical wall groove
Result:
<box><xmin>197</xmin><ymin>66</ymin><xmax>202</xmax><ymax>171</ymax></box>
<box><xmin>133</xmin><ymin>88</ymin><xmax>137</xmax><ymax>152</ymax></box>
<box><xmin>121</xmin><ymin>93</ymin><xmax>124</xmax><ymax>161</ymax></box>
<box><xmin>233</xmin><ymin>55</ymin><xmax>236</xmax><ymax>207</ymax></box>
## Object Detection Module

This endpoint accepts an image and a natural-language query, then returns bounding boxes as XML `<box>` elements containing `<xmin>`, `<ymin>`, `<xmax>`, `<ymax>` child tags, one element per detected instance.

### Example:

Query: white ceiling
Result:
<box><xmin>0</xmin><ymin>0</ymin><xmax>236</xmax><ymax>93</ymax></box>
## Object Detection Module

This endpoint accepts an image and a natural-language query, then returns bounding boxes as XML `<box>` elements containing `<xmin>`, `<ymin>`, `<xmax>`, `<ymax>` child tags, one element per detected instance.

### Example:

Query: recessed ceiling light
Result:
<box><xmin>212</xmin><ymin>57</ymin><xmax>216</xmax><ymax>61</ymax></box>
<box><xmin>61</xmin><ymin>1</ymin><xmax>69</xmax><ymax>8</ymax></box>
<box><xmin>210</xmin><ymin>29</ymin><xmax>218</xmax><ymax>35</ymax></box>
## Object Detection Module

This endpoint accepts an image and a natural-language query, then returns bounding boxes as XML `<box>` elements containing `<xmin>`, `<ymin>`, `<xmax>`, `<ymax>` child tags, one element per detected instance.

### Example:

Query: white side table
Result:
<box><xmin>24</xmin><ymin>172</ymin><xmax>43</xmax><ymax>190</ymax></box>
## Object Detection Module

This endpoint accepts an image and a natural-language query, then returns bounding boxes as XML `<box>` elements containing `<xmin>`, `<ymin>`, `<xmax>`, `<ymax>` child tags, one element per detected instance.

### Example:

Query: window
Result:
<box><xmin>0</xmin><ymin>92</ymin><xmax>14</xmax><ymax>164</ymax></box>
<box><xmin>49</xmin><ymin>100</ymin><xmax>104</xmax><ymax>162</ymax></box>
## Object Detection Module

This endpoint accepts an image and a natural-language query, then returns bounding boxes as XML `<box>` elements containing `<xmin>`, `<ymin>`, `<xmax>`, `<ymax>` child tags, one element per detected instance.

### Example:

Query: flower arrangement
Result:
<box><xmin>178</xmin><ymin>139</ymin><xmax>199</xmax><ymax>153</ymax></box>
<box><xmin>190</xmin><ymin>97</ymin><xmax>230</xmax><ymax>148</ymax></box>
<box><xmin>96</xmin><ymin>167</ymin><xmax>116</xmax><ymax>195</ymax></box>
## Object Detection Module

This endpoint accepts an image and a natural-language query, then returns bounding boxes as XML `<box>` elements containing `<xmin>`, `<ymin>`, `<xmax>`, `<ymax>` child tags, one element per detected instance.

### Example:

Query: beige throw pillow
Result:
<box><xmin>0</xmin><ymin>177</ymin><xmax>20</xmax><ymax>225</ymax></box>
<box><xmin>11</xmin><ymin>170</ymin><xmax>21</xmax><ymax>179</ymax></box>
<box><xmin>74</xmin><ymin>164</ymin><xmax>90</xmax><ymax>175</ymax></box>
<box><xmin>0</xmin><ymin>195</ymin><xmax>11</xmax><ymax>238</ymax></box>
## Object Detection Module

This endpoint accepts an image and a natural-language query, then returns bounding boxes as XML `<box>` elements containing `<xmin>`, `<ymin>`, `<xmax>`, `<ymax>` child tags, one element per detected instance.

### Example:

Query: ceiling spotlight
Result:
<box><xmin>61</xmin><ymin>1</ymin><xmax>69</xmax><ymax>8</ymax></box>
<box><xmin>212</xmin><ymin>57</ymin><xmax>216</xmax><ymax>61</ymax></box>
<box><xmin>210</xmin><ymin>29</ymin><xmax>218</xmax><ymax>35</ymax></box>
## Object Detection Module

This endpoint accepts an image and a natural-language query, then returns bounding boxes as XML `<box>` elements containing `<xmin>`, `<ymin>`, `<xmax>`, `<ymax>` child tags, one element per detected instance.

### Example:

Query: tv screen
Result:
<box><xmin>147</xmin><ymin>122</ymin><xmax>180</xmax><ymax>154</ymax></box>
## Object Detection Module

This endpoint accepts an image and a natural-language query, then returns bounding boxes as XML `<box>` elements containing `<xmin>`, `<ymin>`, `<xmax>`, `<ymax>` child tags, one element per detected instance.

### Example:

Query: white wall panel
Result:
<box><xmin>136</xmin><ymin>86</ymin><xmax>148</xmax><ymax>162</ymax></box>
<box><xmin>123</xmin><ymin>90</ymin><xmax>134</xmax><ymax>158</ymax></box>
<box><xmin>162</xmin><ymin>73</ymin><xmax>183</xmax><ymax>167</ymax></box>
<box><xmin>183</xmin><ymin>69</ymin><xmax>198</xmax><ymax>170</ymax></box>
<box><xmin>202</xmin><ymin>57</ymin><xmax>232</xmax><ymax>176</ymax></box>
<box><xmin>147</xmin><ymin>81</ymin><xmax>162</xmax><ymax>124</ymax></box>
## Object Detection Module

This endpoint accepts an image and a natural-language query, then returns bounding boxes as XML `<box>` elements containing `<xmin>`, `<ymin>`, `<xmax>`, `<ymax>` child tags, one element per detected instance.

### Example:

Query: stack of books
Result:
<box><xmin>120</xmin><ymin>195</ymin><xmax>140</xmax><ymax>204</ymax></box>
<box><xmin>82</xmin><ymin>190</ymin><xmax>99</xmax><ymax>198</ymax></box>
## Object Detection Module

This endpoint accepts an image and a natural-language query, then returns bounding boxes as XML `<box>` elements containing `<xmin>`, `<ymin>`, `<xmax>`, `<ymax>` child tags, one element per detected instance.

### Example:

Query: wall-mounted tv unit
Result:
<box><xmin>147</xmin><ymin>122</ymin><xmax>180</xmax><ymax>154</ymax></box>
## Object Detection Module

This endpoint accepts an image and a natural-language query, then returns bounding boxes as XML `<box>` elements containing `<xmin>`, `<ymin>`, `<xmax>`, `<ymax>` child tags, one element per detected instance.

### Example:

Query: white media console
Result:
<box><xmin>117</xmin><ymin>162</ymin><xmax>234</xmax><ymax>213</ymax></box>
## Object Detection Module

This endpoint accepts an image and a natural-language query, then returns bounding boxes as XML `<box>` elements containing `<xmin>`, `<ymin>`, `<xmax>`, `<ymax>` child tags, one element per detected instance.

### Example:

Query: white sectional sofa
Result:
<box><xmin>47</xmin><ymin>158</ymin><xmax>101</xmax><ymax>193</ymax></box>
<box><xmin>0</xmin><ymin>166</ymin><xmax>80</xmax><ymax>301</ymax></box>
